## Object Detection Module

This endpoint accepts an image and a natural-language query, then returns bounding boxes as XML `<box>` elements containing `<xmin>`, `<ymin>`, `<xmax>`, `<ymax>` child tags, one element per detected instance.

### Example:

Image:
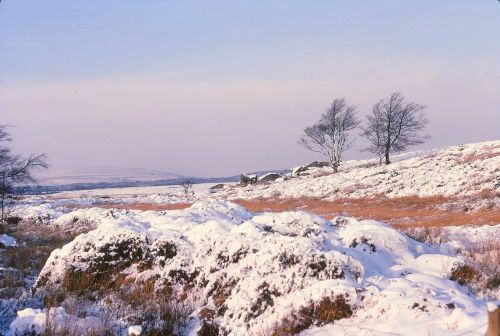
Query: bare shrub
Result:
<box><xmin>405</xmin><ymin>226</ymin><xmax>444</xmax><ymax>245</ymax></box>
<box><xmin>457</xmin><ymin>150</ymin><xmax>500</xmax><ymax>164</ymax></box>
<box><xmin>181</xmin><ymin>180</ymin><xmax>194</xmax><ymax>198</ymax></box>
<box><xmin>450</xmin><ymin>264</ymin><xmax>480</xmax><ymax>286</ymax></box>
<box><xmin>269</xmin><ymin>295</ymin><xmax>352</xmax><ymax>335</ymax></box>
<box><xmin>0</xmin><ymin>268</ymin><xmax>24</xmax><ymax>289</ymax></box>
<box><xmin>141</xmin><ymin>301</ymin><xmax>192</xmax><ymax>336</ymax></box>
<box><xmin>197</xmin><ymin>321</ymin><xmax>219</xmax><ymax>336</ymax></box>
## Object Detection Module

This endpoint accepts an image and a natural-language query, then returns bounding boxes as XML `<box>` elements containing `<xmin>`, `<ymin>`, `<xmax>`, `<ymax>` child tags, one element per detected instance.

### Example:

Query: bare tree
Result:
<box><xmin>181</xmin><ymin>180</ymin><xmax>193</xmax><ymax>198</ymax></box>
<box><xmin>361</xmin><ymin>92</ymin><xmax>429</xmax><ymax>165</ymax></box>
<box><xmin>300</xmin><ymin>98</ymin><xmax>359</xmax><ymax>173</ymax></box>
<box><xmin>0</xmin><ymin>125</ymin><xmax>48</xmax><ymax>221</ymax></box>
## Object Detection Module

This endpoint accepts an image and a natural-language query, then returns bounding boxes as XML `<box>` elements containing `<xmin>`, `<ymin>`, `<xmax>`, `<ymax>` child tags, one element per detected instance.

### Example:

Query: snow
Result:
<box><xmin>4</xmin><ymin>140</ymin><xmax>499</xmax><ymax>335</ymax></box>
<box><xmin>9</xmin><ymin>307</ymin><xmax>102</xmax><ymax>335</ymax></box>
<box><xmin>487</xmin><ymin>302</ymin><xmax>498</xmax><ymax>312</ymax></box>
<box><xmin>31</xmin><ymin>200</ymin><xmax>489</xmax><ymax>335</ymax></box>
<box><xmin>128</xmin><ymin>325</ymin><xmax>142</xmax><ymax>336</ymax></box>
<box><xmin>0</xmin><ymin>234</ymin><xmax>16</xmax><ymax>247</ymax></box>
<box><xmin>49</xmin><ymin>182</ymin><xmax>234</xmax><ymax>203</ymax></box>
<box><xmin>220</xmin><ymin>140</ymin><xmax>500</xmax><ymax>200</ymax></box>
<box><xmin>36</xmin><ymin>166</ymin><xmax>183</xmax><ymax>185</ymax></box>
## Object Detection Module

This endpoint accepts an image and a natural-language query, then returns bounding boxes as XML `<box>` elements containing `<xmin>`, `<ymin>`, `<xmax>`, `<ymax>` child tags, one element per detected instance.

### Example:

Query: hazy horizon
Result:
<box><xmin>1</xmin><ymin>1</ymin><xmax>499</xmax><ymax>177</ymax></box>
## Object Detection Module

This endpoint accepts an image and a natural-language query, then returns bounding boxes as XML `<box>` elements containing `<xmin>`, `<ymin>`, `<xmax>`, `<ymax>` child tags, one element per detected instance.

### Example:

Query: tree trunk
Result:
<box><xmin>487</xmin><ymin>306</ymin><xmax>499</xmax><ymax>336</ymax></box>
<box><xmin>385</xmin><ymin>150</ymin><xmax>391</xmax><ymax>165</ymax></box>
<box><xmin>332</xmin><ymin>164</ymin><xmax>338</xmax><ymax>174</ymax></box>
<box><xmin>1</xmin><ymin>194</ymin><xmax>4</xmax><ymax>222</ymax></box>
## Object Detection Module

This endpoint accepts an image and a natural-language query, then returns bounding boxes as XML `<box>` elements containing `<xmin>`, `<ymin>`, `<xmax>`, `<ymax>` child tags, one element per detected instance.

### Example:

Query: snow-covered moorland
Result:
<box><xmin>11</xmin><ymin>200</ymin><xmax>490</xmax><ymax>335</ymax></box>
<box><xmin>1</xmin><ymin>140</ymin><xmax>499</xmax><ymax>335</ymax></box>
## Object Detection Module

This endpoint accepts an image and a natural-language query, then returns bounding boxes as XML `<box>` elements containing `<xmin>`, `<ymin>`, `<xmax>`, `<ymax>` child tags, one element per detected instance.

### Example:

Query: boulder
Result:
<box><xmin>209</xmin><ymin>184</ymin><xmax>225</xmax><ymax>191</ymax></box>
<box><xmin>292</xmin><ymin>161</ymin><xmax>330</xmax><ymax>176</ymax></box>
<box><xmin>258</xmin><ymin>172</ymin><xmax>282</xmax><ymax>183</ymax></box>
<box><xmin>240</xmin><ymin>173</ymin><xmax>257</xmax><ymax>186</ymax></box>
<box><xmin>291</xmin><ymin>165</ymin><xmax>308</xmax><ymax>176</ymax></box>
<box><xmin>306</xmin><ymin>161</ymin><xmax>329</xmax><ymax>168</ymax></box>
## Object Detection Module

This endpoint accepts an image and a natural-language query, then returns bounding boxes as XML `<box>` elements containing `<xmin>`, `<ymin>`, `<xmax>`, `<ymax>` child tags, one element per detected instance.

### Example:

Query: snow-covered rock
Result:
<box><xmin>0</xmin><ymin>234</ymin><xmax>16</xmax><ymax>248</ymax></box>
<box><xmin>258</xmin><ymin>172</ymin><xmax>282</xmax><ymax>182</ymax></box>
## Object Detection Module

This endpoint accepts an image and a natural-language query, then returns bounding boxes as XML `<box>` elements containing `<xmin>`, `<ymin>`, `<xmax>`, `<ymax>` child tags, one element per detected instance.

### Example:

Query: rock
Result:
<box><xmin>240</xmin><ymin>173</ymin><xmax>257</xmax><ymax>186</ymax></box>
<box><xmin>306</xmin><ymin>161</ymin><xmax>329</xmax><ymax>168</ymax></box>
<box><xmin>292</xmin><ymin>161</ymin><xmax>330</xmax><ymax>176</ymax></box>
<box><xmin>209</xmin><ymin>184</ymin><xmax>225</xmax><ymax>191</ymax></box>
<box><xmin>292</xmin><ymin>165</ymin><xmax>308</xmax><ymax>176</ymax></box>
<box><xmin>258</xmin><ymin>173</ymin><xmax>282</xmax><ymax>183</ymax></box>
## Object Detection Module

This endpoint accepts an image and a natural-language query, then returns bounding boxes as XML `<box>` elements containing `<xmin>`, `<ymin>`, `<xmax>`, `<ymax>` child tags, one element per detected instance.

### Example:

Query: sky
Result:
<box><xmin>1</xmin><ymin>1</ymin><xmax>499</xmax><ymax>177</ymax></box>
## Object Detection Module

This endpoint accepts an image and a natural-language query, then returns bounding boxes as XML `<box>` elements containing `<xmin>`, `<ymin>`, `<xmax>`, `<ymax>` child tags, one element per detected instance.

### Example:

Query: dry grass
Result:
<box><xmin>450</xmin><ymin>265</ymin><xmax>481</xmax><ymax>286</ymax></box>
<box><xmin>42</xmin><ymin>318</ymin><xmax>115</xmax><ymax>336</ymax></box>
<box><xmin>457</xmin><ymin>146</ymin><xmax>500</xmax><ymax>164</ymax></box>
<box><xmin>234</xmin><ymin>193</ymin><xmax>500</xmax><ymax>229</ymax></box>
<box><xmin>405</xmin><ymin>226</ymin><xmax>445</xmax><ymax>245</ymax></box>
<box><xmin>0</xmin><ymin>269</ymin><xmax>25</xmax><ymax>289</ymax></box>
<box><xmin>1</xmin><ymin>220</ymin><xmax>76</xmax><ymax>283</ymax></box>
<box><xmin>65</xmin><ymin>192</ymin><xmax>500</xmax><ymax>230</ymax></box>
<box><xmin>7</xmin><ymin>219</ymin><xmax>75</xmax><ymax>248</ymax></box>
<box><xmin>61</xmin><ymin>189</ymin><xmax>499</xmax><ymax>230</ymax></box>
<box><xmin>267</xmin><ymin>295</ymin><xmax>352</xmax><ymax>336</ymax></box>
<box><xmin>40</xmin><ymin>272</ymin><xmax>193</xmax><ymax>336</ymax></box>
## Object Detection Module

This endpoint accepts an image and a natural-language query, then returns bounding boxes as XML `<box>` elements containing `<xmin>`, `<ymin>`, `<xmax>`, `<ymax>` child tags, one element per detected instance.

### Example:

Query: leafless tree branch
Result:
<box><xmin>0</xmin><ymin>125</ymin><xmax>48</xmax><ymax>221</ymax></box>
<box><xmin>361</xmin><ymin>92</ymin><xmax>429</xmax><ymax>165</ymax></box>
<box><xmin>300</xmin><ymin>98</ymin><xmax>360</xmax><ymax>173</ymax></box>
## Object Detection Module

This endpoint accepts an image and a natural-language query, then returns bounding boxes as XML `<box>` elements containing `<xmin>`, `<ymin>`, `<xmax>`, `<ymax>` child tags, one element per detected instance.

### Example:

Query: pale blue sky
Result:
<box><xmin>1</xmin><ymin>1</ymin><xmax>499</xmax><ymax>176</ymax></box>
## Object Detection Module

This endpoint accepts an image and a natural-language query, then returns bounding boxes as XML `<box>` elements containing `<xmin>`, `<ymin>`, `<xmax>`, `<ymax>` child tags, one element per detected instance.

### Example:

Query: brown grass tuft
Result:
<box><xmin>457</xmin><ymin>148</ymin><xmax>500</xmax><ymax>164</ymax></box>
<box><xmin>450</xmin><ymin>265</ymin><xmax>480</xmax><ymax>286</ymax></box>
<box><xmin>269</xmin><ymin>295</ymin><xmax>352</xmax><ymax>336</ymax></box>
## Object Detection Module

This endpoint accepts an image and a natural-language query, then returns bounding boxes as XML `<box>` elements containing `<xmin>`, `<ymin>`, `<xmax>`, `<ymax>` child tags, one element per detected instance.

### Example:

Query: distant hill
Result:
<box><xmin>27</xmin><ymin>166</ymin><xmax>285</xmax><ymax>194</ymax></box>
<box><xmin>36</xmin><ymin>166</ymin><xmax>184</xmax><ymax>186</ymax></box>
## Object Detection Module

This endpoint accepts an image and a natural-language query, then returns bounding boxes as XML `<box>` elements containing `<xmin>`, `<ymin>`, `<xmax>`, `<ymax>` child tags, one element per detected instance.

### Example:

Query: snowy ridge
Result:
<box><xmin>222</xmin><ymin>140</ymin><xmax>500</xmax><ymax>200</ymax></box>
<box><xmin>23</xmin><ymin>200</ymin><xmax>488</xmax><ymax>335</ymax></box>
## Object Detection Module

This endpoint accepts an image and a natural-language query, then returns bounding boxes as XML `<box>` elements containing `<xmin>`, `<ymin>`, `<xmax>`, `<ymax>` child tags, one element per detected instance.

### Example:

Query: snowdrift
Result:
<box><xmin>18</xmin><ymin>200</ymin><xmax>489</xmax><ymax>335</ymax></box>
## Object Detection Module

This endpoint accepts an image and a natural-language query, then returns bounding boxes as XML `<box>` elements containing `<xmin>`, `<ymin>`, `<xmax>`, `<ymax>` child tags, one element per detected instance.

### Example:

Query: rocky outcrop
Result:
<box><xmin>240</xmin><ymin>173</ymin><xmax>257</xmax><ymax>186</ymax></box>
<box><xmin>292</xmin><ymin>161</ymin><xmax>329</xmax><ymax>176</ymax></box>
